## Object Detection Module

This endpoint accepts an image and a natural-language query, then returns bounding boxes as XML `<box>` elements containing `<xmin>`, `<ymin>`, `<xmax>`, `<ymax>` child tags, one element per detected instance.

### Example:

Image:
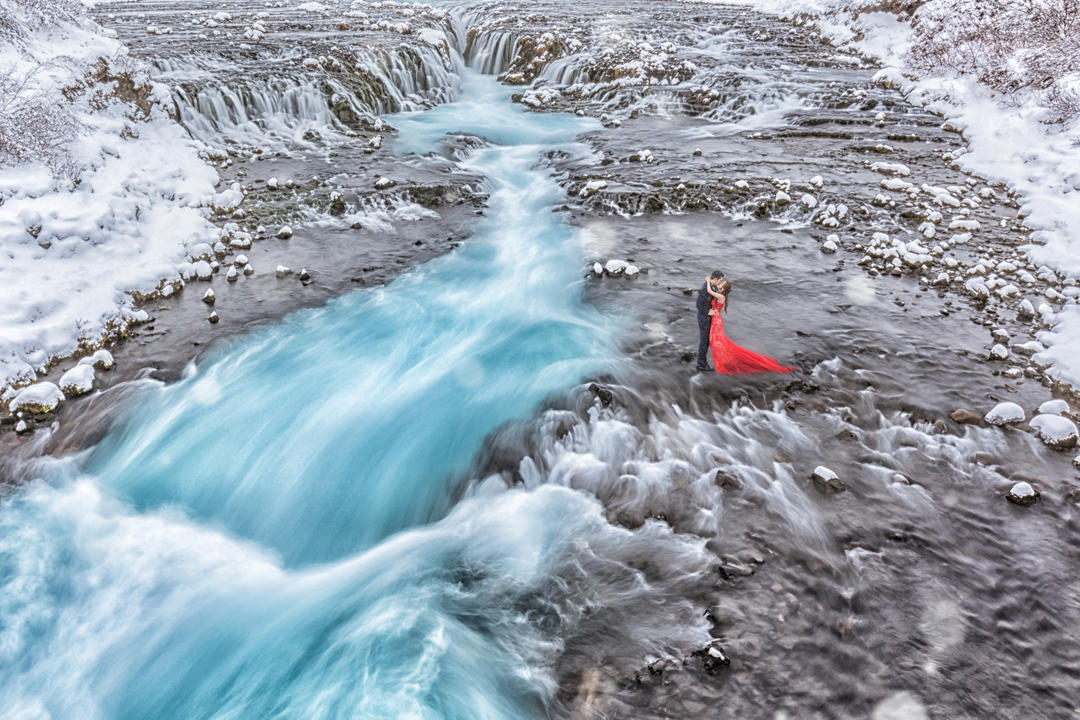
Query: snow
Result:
<box><xmin>0</xmin><ymin>0</ymin><xmax>218</xmax><ymax>392</ymax></box>
<box><xmin>1036</xmin><ymin>399</ymin><xmax>1069</xmax><ymax>416</ymax></box>
<box><xmin>985</xmin><ymin>402</ymin><xmax>1024</xmax><ymax>425</ymax></box>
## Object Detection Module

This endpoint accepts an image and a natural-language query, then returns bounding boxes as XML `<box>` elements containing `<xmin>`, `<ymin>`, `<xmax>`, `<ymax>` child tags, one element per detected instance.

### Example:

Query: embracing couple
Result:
<box><xmin>695</xmin><ymin>270</ymin><xmax>794</xmax><ymax>375</ymax></box>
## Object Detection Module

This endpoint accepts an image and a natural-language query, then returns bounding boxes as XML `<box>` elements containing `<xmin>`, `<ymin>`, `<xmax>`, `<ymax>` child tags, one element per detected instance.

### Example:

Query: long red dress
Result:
<box><xmin>709</xmin><ymin>299</ymin><xmax>794</xmax><ymax>375</ymax></box>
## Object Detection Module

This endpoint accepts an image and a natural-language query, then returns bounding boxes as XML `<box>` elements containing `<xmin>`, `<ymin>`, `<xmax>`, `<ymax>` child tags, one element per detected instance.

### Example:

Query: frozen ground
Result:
<box><xmin>711</xmin><ymin>0</ymin><xmax>1080</xmax><ymax>387</ymax></box>
<box><xmin>0</xmin><ymin>0</ymin><xmax>219</xmax><ymax>389</ymax></box>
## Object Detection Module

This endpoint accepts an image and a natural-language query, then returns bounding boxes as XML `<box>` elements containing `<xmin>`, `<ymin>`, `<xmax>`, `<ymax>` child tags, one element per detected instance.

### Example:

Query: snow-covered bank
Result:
<box><xmin>0</xmin><ymin>0</ymin><xmax>218</xmax><ymax>391</ymax></box>
<box><xmin>711</xmin><ymin>0</ymin><xmax>1080</xmax><ymax>389</ymax></box>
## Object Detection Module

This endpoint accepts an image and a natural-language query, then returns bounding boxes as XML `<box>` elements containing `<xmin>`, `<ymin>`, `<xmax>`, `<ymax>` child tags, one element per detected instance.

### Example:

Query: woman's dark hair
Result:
<box><xmin>719</xmin><ymin>280</ymin><xmax>732</xmax><ymax>313</ymax></box>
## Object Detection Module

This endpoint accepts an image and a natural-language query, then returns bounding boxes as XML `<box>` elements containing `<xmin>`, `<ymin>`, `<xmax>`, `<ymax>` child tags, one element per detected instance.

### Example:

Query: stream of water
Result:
<box><xmin>0</xmin><ymin>69</ymin><xmax>702</xmax><ymax>719</ymax></box>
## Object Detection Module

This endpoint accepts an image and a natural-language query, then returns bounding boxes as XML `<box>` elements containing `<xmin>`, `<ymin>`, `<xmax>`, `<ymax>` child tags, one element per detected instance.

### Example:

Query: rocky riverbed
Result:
<box><xmin>2</xmin><ymin>1</ymin><xmax>1079</xmax><ymax>718</ymax></box>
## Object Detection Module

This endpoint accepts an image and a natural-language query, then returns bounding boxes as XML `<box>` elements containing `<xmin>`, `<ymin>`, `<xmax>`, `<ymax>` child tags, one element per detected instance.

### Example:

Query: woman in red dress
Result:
<box><xmin>706</xmin><ymin>279</ymin><xmax>795</xmax><ymax>375</ymax></box>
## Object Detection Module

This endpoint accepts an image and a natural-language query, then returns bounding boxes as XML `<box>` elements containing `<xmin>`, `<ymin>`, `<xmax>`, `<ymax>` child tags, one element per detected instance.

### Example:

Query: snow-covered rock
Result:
<box><xmin>194</xmin><ymin>261</ymin><xmax>213</xmax><ymax>280</ymax></box>
<box><xmin>374</xmin><ymin>177</ymin><xmax>396</xmax><ymax>190</ymax></box>
<box><xmin>243</xmin><ymin>263</ymin><xmax>254</xmax><ymax>276</ymax></box>
<box><xmin>1037</xmin><ymin>399</ymin><xmax>1069</xmax><ymax>415</ymax></box>
<box><xmin>226</xmin><ymin>267</ymin><xmax>239</xmax><ymax>282</ymax></box>
<box><xmin>1029</xmin><ymin>414</ymin><xmax>1079</xmax><ymax>449</ymax></box>
<box><xmin>578</xmin><ymin>180</ymin><xmax>608</xmax><ymax>198</ymax></box>
<box><xmin>604</xmin><ymin>259</ymin><xmax>629</xmax><ymax>277</ymax></box>
<box><xmin>592</xmin><ymin>262</ymin><xmax>603</xmax><ymax>276</ymax></box>
<box><xmin>10</xmin><ymin>382</ymin><xmax>64</xmax><ymax>414</ymax></box>
<box><xmin>985</xmin><ymin>402</ymin><xmax>1024</xmax><ymax>425</ymax></box>
<box><xmin>276</xmin><ymin>265</ymin><xmax>291</xmax><ymax>277</ymax></box>
<box><xmin>202</xmin><ymin>289</ymin><xmax>216</xmax><ymax>304</ymax></box>
<box><xmin>1006</xmin><ymin>481</ymin><xmax>1039</xmax><ymax>506</ymax></box>
<box><xmin>811</xmin><ymin>465</ymin><xmax>844</xmax><ymax>494</ymax></box>
<box><xmin>59</xmin><ymin>364</ymin><xmax>95</xmax><ymax>397</ymax></box>
<box><xmin>276</xmin><ymin>225</ymin><xmax>294</xmax><ymax>239</ymax></box>
<box><xmin>989</xmin><ymin>344</ymin><xmax>1009</xmax><ymax>360</ymax></box>
<box><xmin>774</xmin><ymin>190</ymin><xmax>791</xmax><ymax>205</ymax></box>
<box><xmin>78</xmin><ymin>349</ymin><xmax>114</xmax><ymax>370</ymax></box>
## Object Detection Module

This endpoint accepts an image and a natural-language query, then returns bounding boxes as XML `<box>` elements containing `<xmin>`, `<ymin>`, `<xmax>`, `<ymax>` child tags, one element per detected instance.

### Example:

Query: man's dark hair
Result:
<box><xmin>710</xmin><ymin>269</ymin><xmax>724</xmax><ymax>280</ymax></box>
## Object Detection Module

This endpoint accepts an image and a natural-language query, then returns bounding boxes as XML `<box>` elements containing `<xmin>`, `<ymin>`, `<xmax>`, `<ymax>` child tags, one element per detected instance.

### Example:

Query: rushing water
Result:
<box><xmin>0</xmin><ymin>70</ymin><xmax>709</xmax><ymax>718</ymax></box>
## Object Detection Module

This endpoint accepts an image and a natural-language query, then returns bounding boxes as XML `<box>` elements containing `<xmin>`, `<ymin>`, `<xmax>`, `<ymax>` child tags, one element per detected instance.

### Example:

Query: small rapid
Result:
<box><xmin>0</xmin><ymin>66</ymin><xmax>711</xmax><ymax>718</ymax></box>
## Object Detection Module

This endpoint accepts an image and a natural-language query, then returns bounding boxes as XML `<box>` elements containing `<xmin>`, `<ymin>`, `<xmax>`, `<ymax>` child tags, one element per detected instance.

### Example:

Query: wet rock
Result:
<box><xmin>1006</xmin><ymin>481</ymin><xmax>1039</xmax><ymax>506</ymax></box>
<box><xmin>821</xmin><ymin>238</ymin><xmax>837</xmax><ymax>253</ymax></box>
<box><xmin>226</xmin><ymin>267</ymin><xmax>239</xmax><ymax>282</ymax></box>
<box><xmin>208</xmin><ymin>311</ymin><xmax>219</xmax><ymax>324</ymax></box>
<box><xmin>202</xmin><ymin>289</ymin><xmax>215</xmax><ymax>304</ymax></box>
<box><xmin>276</xmin><ymin>225</ymin><xmax>293</xmax><ymax>239</ymax></box>
<box><xmin>1029</xmin><ymin>414</ymin><xmax>1079</xmax><ymax>450</ymax></box>
<box><xmin>59</xmin><ymin>364</ymin><xmax>95</xmax><ymax>397</ymax></box>
<box><xmin>714</xmin><ymin>470</ymin><xmax>742</xmax><ymax>490</ymax></box>
<box><xmin>234</xmin><ymin>254</ymin><xmax>249</xmax><ymax>267</ymax></box>
<box><xmin>589</xmin><ymin>382</ymin><xmax>613</xmax><ymax>407</ymax></box>
<box><xmin>774</xmin><ymin>190</ymin><xmax>791</xmax><ymax>205</ymax></box>
<box><xmin>1018</xmin><ymin>299</ymin><xmax>1035</xmax><ymax>320</ymax></box>
<box><xmin>578</xmin><ymin>180</ymin><xmax>607</xmax><ymax>198</ymax></box>
<box><xmin>985</xmin><ymin>402</ymin><xmax>1024</xmax><ymax>425</ymax></box>
<box><xmin>276</xmin><ymin>265</ymin><xmax>291</xmax><ymax>277</ymax></box>
<box><xmin>694</xmin><ymin>640</ymin><xmax>730</xmax><ymax>674</ymax></box>
<box><xmin>374</xmin><ymin>176</ymin><xmax>396</xmax><ymax>190</ymax></box>
<box><xmin>10</xmin><ymin>382</ymin><xmax>64</xmax><ymax>414</ymax></box>
<box><xmin>299</xmin><ymin>268</ymin><xmax>312</xmax><ymax>283</ymax></box>
<box><xmin>243</xmin><ymin>263</ymin><xmax>254</xmax><ymax>276</ymax></box>
<box><xmin>15</xmin><ymin>419</ymin><xmax>31</xmax><ymax>434</ymax></box>
<box><xmin>1073</xmin><ymin>455</ymin><xmax>1080</xmax><ymax>470</ymax></box>
<box><xmin>811</xmin><ymin>465</ymin><xmax>844</xmax><ymax>494</ymax></box>
<box><xmin>949</xmin><ymin>408</ymin><xmax>983</xmax><ymax>425</ymax></box>
<box><xmin>592</xmin><ymin>262</ymin><xmax>603</xmax><ymax>276</ymax></box>
<box><xmin>989</xmin><ymin>343</ymin><xmax>1009</xmax><ymax>360</ymax></box>
<box><xmin>624</xmin><ymin>265</ymin><xmax>640</xmax><ymax>278</ymax></box>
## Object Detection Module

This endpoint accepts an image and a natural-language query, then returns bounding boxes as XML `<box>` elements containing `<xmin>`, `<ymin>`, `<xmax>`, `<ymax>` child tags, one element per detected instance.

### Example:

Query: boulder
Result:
<box><xmin>949</xmin><ymin>408</ymin><xmax>982</xmax><ymax>425</ymax></box>
<box><xmin>694</xmin><ymin>640</ymin><xmax>730</xmax><ymax>674</ymax></box>
<box><xmin>1029</xmin><ymin>414</ymin><xmax>1079</xmax><ymax>450</ymax></box>
<box><xmin>276</xmin><ymin>225</ymin><xmax>293</xmax><ymax>239</ymax></box>
<box><xmin>1006</xmin><ymin>481</ymin><xmax>1039</xmax><ymax>506</ymax></box>
<box><xmin>988</xmin><ymin>344</ymin><xmax>1009</xmax><ymax>360</ymax></box>
<box><xmin>374</xmin><ymin>176</ymin><xmax>395</xmax><ymax>189</ymax></box>
<box><xmin>202</xmin><ymin>288</ymin><xmax>216</xmax><ymax>304</ymax></box>
<box><xmin>226</xmin><ymin>267</ymin><xmax>239</xmax><ymax>282</ymax></box>
<box><xmin>208</xmin><ymin>311</ymin><xmax>220</xmax><ymax>324</ymax></box>
<box><xmin>243</xmin><ymin>263</ymin><xmax>254</xmax><ymax>276</ymax></box>
<box><xmin>194</xmin><ymin>260</ymin><xmax>213</xmax><ymax>280</ymax></box>
<box><xmin>276</xmin><ymin>265</ymin><xmax>291</xmax><ymax>277</ymax></box>
<box><xmin>985</xmin><ymin>402</ymin><xmax>1024</xmax><ymax>425</ymax></box>
<box><xmin>811</xmin><ymin>465</ymin><xmax>844</xmax><ymax>494</ymax></box>
<box><xmin>59</xmin><ymin>364</ymin><xmax>95</xmax><ymax>397</ymax></box>
<box><xmin>10</xmin><ymin>382</ymin><xmax>64</xmax><ymax>414</ymax></box>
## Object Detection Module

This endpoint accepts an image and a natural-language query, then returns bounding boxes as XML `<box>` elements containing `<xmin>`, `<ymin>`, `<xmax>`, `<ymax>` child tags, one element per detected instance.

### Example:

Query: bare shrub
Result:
<box><xmin>909</xmin><ymin>0</ymin><xmax>1080</xmax><ymax>121</ymax></box>
<box><xmin>0</xmin><ymin>65</ymin><xmax>80</xmax><ymax>176</ymax></box>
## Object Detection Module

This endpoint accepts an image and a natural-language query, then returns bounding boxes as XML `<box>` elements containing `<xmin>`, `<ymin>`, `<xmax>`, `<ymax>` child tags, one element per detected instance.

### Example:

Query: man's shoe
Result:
<box><xmin>695</xmin><ymin>366</ymin><xmax>711</xmax><ymax>372</ymax></box>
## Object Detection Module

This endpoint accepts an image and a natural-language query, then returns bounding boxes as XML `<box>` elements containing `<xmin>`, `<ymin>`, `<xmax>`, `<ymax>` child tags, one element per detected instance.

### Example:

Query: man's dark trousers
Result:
<box><xmin>696</xmin><ymin>312</ymin><xmax>711</xmax><ymax>370</ymax></box>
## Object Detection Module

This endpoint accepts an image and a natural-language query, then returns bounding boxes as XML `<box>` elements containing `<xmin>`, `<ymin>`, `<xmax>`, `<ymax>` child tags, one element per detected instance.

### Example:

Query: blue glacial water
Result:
<box><xmin>0</xmin><ymin>70</ymin><xmax>652</xmax><ymax>719</ymax></box>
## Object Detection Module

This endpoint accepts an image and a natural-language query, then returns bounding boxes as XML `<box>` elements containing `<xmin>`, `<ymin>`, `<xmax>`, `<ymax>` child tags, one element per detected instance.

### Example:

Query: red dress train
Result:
<box><xmin>709</xmin><ymin>299</ymin><xmax>794</xmax><ymax>375</ymax></box>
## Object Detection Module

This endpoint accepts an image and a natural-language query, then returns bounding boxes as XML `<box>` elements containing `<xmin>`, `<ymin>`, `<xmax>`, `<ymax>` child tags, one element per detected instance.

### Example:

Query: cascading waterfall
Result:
<box><xmin>0</xmin><ymin>41</ymin><xmax>712</xmax><ymax>717</ymax></box>
<box><xmin>168</xmin><ymin>42</ymin><xmax>463</xmax><ymax>148</ymax></box>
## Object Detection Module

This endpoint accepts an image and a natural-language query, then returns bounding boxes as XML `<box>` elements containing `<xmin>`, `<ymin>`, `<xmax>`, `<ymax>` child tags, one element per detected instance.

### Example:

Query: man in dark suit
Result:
<box><xmin>696</xmin><ymin>269</ymin><xmax>724</xmax><ymax>371</ymax></box>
